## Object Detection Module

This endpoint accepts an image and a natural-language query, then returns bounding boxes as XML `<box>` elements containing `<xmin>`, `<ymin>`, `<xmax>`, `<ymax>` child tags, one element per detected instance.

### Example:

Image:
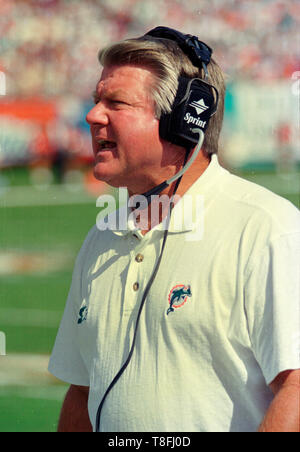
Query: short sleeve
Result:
<box><xmin>48</xmin><ymin>231</ymin><xmax>95</xmax><ymax>386</ymax></box>
<box><xmin>244</xmin><ymin>232</ymin><xmax>300</xmax><ymax>385</ymax></box>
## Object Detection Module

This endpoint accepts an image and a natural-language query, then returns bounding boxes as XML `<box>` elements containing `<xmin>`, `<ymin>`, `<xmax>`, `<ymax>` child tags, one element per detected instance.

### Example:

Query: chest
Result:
<box><xmin>77</xmin><ymin>233</ymin><xmax>249</xmax><ymax>369</ymax></box>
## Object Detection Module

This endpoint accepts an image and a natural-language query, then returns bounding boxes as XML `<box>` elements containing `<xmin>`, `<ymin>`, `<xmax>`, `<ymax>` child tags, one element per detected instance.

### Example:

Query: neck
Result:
<box><xmin>128</xmin><ymin>149</ymin><xmax>211</xmax><ymax>235</ymax></box>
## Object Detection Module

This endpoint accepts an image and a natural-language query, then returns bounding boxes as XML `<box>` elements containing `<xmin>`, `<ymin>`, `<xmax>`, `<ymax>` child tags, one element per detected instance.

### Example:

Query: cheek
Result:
<box><xmin>121</xmin><ymin>116</ymin><xmax>162</xmax><ymax>159</ymax></box>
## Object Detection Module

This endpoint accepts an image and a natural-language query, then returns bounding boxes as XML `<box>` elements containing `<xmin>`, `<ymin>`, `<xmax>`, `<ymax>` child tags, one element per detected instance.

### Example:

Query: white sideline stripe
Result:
<box><xmin>0</xmin><ymin>184</ymin><xmax>97</xmax><ymax>208</ymax></box>
<box><xmin>0</xmin><ymin>353</ymin><xmax>68</xmax><ymax>398</ymax></box>
<box><xmin>0</xmin><ymin>308</ymin><xmax>62</xmax><ymax>328</ymax></box>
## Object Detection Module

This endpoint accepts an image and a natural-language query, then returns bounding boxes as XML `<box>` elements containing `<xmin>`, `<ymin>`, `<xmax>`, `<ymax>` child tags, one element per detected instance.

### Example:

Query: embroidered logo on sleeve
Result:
<box><xmin>77</xmin><ymin>306</ymin><xmax>88</xmax><ymax>324</ymax></box>
<box><xmin>166</xmin><ymin>285</ymin><xmax>192</xmax><ymax>316</ymax></box>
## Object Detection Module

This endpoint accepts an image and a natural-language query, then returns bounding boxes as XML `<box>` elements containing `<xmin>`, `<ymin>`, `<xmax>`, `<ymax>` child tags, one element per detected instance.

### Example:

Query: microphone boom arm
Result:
<box><xmin>142</xmin><ymin>128</ymin><xmax>205</xmax><ymax>201</ymax></box>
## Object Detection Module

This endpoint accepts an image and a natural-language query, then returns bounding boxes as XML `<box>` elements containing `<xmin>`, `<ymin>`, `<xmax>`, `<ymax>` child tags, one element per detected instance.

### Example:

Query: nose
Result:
<box><xmin>86</xmin><ymin>102</ymin><xmax>109</xmax><ymax>126</ymax></box>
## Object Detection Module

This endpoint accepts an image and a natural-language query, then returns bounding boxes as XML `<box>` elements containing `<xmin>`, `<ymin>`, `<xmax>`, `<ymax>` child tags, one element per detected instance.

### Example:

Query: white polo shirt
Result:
<box><xmin>48</xmin><ymin>156</ymin><xmax>300</xmax><ymax>432</ymax></box>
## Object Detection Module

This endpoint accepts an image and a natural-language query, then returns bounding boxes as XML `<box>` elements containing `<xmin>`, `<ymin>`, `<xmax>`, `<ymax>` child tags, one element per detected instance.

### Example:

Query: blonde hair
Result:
<box><xmin>98</xmin><ymin>36</ymin><xmax>225</xmax><ymax>154</ymax></box>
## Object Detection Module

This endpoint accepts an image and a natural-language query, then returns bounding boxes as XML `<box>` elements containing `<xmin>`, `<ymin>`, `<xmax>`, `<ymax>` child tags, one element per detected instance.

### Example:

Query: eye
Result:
<box><xmin>91</xmin><ymin>91</ymin><xmax>128</xmax><ymax>107</ymax></box>
<box><xmin>92</xmin><ymin>91</ymin><xmax>100</xmax><ymax>104</ymax></box>
<box><xmin>110</xmin><ymin>99</ymin><xmax>127</xmax><ymax>105</ymax></box>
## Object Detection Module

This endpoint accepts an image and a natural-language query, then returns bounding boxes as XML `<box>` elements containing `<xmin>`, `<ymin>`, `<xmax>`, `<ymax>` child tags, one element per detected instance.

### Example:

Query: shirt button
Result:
<box><xmin>135</xmin><ymin>254</ymin><xmax>144</xmax><ymax>263</ymax></box>
<box><xmin>133</xmin><ymin>282</ymin><xmax>139</xmax><ymax>291</ymax></box>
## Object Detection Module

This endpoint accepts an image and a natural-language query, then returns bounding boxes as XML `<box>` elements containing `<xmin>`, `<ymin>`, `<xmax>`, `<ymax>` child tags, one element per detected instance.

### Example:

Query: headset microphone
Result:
<box><xmin>142</xmin><ymin>128</ymin><xmax>205</xmax><ymax>202</ymax></box>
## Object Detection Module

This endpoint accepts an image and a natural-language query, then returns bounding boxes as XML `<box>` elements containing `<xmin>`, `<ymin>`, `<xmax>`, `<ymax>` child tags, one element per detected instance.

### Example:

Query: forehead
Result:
<box><xmin>97</xmin><ymin>64</ymin><xmax>155</xmax><ymax>97</ymax></box>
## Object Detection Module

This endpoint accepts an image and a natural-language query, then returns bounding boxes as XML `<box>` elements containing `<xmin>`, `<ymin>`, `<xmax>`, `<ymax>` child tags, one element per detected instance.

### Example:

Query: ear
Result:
<box><xmin>159</xmin><ymin>77</ymin><xmax>218</xmax><ymax>149</ymax></box>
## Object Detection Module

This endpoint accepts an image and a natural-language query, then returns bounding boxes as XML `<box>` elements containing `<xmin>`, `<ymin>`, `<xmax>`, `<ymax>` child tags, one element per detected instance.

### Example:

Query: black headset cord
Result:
<box><xmin>94</xmin><ymin>151</ymin><xmax>189</xmax><ymax>433</ymax></box>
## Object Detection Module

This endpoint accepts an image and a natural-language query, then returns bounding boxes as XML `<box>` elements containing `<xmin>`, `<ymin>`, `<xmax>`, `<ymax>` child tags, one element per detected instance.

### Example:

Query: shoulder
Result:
<box><xmin>218</xmin><ymin>170</ymin><xmax>300</xmax><ymax>237</ymax></box>
<box><xmin>75</xmin><ymin>223</ymin><xmax>120</xmax><ymax>269</ymax></box>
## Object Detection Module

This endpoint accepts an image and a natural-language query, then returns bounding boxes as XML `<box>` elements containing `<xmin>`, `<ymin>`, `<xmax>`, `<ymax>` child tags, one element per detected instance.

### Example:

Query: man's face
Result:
<box><xmin>86</xmin><ymin>64</ymin><xmax>170</xmax><ymax>192</ymax></box>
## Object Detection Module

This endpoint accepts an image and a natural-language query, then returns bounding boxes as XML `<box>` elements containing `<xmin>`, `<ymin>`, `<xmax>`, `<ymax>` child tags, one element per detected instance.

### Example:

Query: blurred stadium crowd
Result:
<box><xmin>0</xmin><ymin>0</ymin><xmax>299</xmax><ymax>175</ymax></box>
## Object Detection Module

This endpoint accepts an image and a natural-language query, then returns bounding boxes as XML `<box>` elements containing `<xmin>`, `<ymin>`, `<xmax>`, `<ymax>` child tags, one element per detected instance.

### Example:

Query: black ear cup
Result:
<box><xmin>159</xmin><ymin>77</ymin><xmax>219</xmax><ymax>148</ymax></box>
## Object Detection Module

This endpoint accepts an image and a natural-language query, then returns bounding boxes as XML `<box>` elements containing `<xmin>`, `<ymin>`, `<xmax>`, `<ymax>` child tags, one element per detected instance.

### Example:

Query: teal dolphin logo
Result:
<box><xmin>167</xmin><ymin>285</ymin><xmax>192</xmax><ymax>315</ymax></box>
<box><xmin>77</xmin><ymin>306</ymin><xmax>88</xmax><ymax>324</ymax></box>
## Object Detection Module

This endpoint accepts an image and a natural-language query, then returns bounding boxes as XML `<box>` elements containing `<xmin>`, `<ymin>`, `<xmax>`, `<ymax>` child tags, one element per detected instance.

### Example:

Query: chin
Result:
<box><xmin>93</xmin><ymin>167</ymin><xmax>112</xmax><ymax>184</ymax></box>
<box><xmin>93</xmin><ymin>166</ymin><xmax>127</xmax><ymax>189</ymax></box>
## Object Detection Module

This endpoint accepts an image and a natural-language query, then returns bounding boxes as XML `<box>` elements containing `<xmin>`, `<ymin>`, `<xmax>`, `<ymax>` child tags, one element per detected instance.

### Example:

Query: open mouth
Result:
<box><xmin>96</xmin><ymin>139</ymin><xmax>117</xmax><ymax>151</ymax></box>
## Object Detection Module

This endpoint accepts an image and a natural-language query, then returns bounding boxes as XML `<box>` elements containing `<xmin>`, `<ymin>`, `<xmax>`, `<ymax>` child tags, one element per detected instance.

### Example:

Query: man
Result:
<box><xmin>48</xmin><ymin>27</ymin><xmax>300</xmax><ymax>432</ymax></box>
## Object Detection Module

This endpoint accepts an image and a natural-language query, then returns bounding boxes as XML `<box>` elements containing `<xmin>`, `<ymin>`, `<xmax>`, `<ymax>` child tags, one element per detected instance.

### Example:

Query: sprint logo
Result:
<box><xmin>184</xmin><ymin>98</ymin><xmax>209</xmax><ymax>129</ymax></box>
<box><xmin>184</xmin><ymin>112</ymin><xmax>206</xmax><ymax>128</ymax></box>
<box><xmin>189</xmin><ymin>98</ymin><xmax>209</xmax><ymax>115</ymax></box>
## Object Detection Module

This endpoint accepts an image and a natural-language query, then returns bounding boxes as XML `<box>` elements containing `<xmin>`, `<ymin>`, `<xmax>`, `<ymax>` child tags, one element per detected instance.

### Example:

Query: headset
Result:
<box><xmin>142</xmin><ymin>26</ymin><xmax>219</xmax><ymax>201</ymax></box>
<box><xmin>148</xmin><ymin>27</ymin><xmax>218</xmax><ymax>147</ymax></box>
<box><xmin>95</xmin><ymin>26</ymin><xmax>219</xmax><ymax>432</ymax></box>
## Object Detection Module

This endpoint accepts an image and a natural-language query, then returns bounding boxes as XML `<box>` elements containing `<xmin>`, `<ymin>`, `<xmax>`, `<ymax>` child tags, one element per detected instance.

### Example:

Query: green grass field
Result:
<box><xmin>0</xmin><ymin>202</ymin><xmax>98</xmax><ymax>432</ymax></box>
<box><xmin>0</xmin><ymin>165</ymin><xmax>299</xmax><ymax>432</ymax></box>
<box><xmin>0</xmin><ymin>169</ymin><xmax>101</xmax><ymax>432</ymax></box>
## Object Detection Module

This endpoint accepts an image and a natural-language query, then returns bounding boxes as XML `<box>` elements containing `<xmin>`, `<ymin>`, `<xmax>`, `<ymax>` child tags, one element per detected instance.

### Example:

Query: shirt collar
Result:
<box><xmin>111</xmin><ymin>155</ymin><xmax>227</xmax><ymax>238</ymax></box>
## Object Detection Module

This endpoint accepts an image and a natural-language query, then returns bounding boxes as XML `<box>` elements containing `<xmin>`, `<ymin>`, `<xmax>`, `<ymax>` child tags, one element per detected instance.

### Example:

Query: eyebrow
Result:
<box><xmin>92</xmin><ymin>88</ymin><xmax>128</xmax><ymax>101</ymax></box>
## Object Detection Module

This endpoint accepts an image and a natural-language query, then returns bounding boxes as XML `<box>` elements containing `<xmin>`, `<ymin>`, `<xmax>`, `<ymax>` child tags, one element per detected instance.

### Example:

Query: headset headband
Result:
<box><xmin>145</xmin><ymin>26</ymin><xmax>213</xmax><ymax>77</ymax></box>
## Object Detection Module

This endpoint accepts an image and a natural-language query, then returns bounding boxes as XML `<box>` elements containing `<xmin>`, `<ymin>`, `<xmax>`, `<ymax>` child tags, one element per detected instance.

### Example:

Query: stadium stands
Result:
<box><xmin>0</xmin><ymin>0</ymin><xmax>299</xmax><ymax>168</ymax></box>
